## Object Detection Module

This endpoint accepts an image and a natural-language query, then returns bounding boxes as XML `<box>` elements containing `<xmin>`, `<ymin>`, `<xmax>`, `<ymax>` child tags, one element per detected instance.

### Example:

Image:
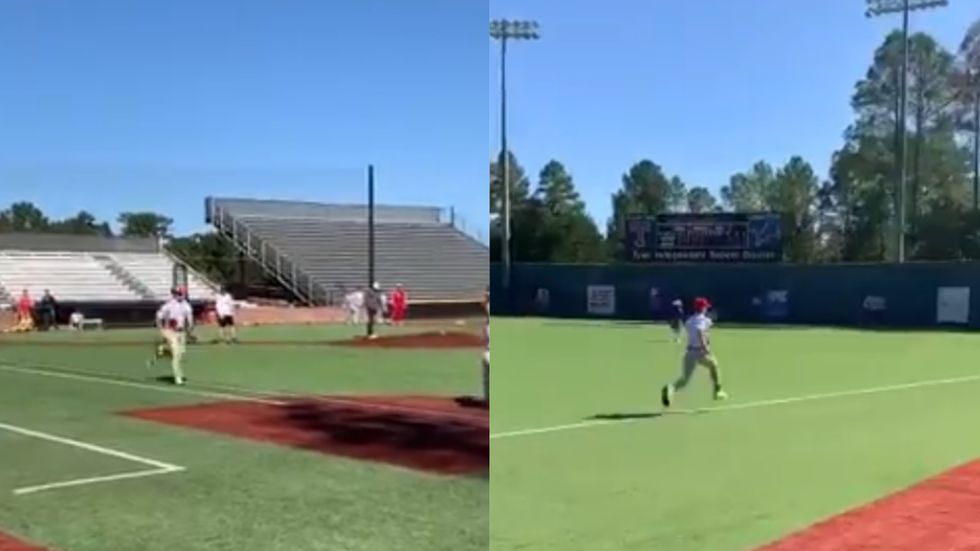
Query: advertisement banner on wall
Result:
<box><xmin>586</xmin><ymin>285</ymin><xmax>616</xmax><ymax>316</ymax></box>
<box><xmin>936</xmin><ymin>287</ymin><xmax>970</xmax><ymax>324</ymax></box>
<box><xmin>763</xmin><ymin>290</ymin><xmax>789</xmax><ymax>319</ymax></box>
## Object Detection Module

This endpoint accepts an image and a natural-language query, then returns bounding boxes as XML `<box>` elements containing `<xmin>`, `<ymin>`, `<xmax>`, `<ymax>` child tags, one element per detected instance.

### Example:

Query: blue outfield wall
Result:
<box><xmin>490</xmin><ymin>262</ymin><xmax>980</xmax><ymax>328</ymax></box>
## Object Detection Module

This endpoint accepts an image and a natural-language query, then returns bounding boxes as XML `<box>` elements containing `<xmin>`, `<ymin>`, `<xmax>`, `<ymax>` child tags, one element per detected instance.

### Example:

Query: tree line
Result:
<box><xmin>490</xmin><ymin>24</ymin><xmax>980</xmax><ymax>264</ymax></box>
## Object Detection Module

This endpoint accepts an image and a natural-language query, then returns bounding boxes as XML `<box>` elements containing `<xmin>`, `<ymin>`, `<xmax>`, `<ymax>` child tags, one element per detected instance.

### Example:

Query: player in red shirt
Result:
<box><xmin>16</xmin><ymin>290</ymin><xmax>33</xmax><ymax>324</ymax></box>
<box><xmin>390</xmin><ymin>285</ymin><xmax>407</xmax><ymax>326</ymax></box>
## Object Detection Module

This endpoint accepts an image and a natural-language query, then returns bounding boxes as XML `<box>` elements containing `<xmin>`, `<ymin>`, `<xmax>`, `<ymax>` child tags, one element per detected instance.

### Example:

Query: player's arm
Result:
<box><xmin>155</xmin><ymin>305</ymin><xmax>167</xmax><ymax>329</ymax></box>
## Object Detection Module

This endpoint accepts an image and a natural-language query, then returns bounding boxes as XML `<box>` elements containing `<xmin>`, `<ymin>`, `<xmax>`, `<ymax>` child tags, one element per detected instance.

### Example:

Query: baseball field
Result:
<box><xmin>491</xmin><ymin>317</ymin><xmax>980</xmax><ymax>551</ymax></box>
<box><xmin>0</xmin><ymin>323</ymin><xmax>488</xmax><ymax>551</ymax></box>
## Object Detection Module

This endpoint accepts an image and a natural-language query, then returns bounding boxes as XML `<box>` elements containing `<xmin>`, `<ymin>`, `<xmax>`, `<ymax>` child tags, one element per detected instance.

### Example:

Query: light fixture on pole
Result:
<box><xmin>865</xmin><ymin>0</ymin><xmax>948</xmax><ymax>263</ymax></box>
<box><xmin>490</xmin><ymin>19</ymin><xmax>539</xmax><ymax>290</ymax></box>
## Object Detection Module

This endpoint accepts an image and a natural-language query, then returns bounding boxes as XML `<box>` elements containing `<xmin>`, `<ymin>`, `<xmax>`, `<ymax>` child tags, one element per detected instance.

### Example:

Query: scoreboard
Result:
<box><xmin>625</xmin><ymin>213</ymin><xmax>782</xmax><ymax>262</ymax></box>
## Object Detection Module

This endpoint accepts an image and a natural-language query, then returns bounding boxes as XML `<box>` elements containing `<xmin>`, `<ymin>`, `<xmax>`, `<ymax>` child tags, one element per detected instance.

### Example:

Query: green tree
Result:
<box><xmin>48</xmin><ymin>211</ymin><xmax>113</xmax><ymax>236</ymax></box>
<box><xmin>832</xmin><ymin>31</ymin><xmax>971</xmax><ymax>261</ymax></box>
<box><xmin>686</xmin><ymin>186</ymin><xmax>718</xmax><ymax>213</ymax></box>
<box><xmin>720</xmin><ymin>162</ymin><xmax>774</xmax><ymax>212</ymax></box>
<box><xmin>167</xmin><ymin>232</ymin><xmax>240</xmax><ymax>285</ymax></box>
<box><xmin>606</xmin><ymin>160</ymin><xmax>687</xmax><ymax>260</ymax></box>
<box><xmin>771</xmin><ymin>157</ymin><xmax>821</xmax><ymax>263</ymax></box>
<box><xmin>531</xmin><ymin>160</ymin><xmax>605</xmax><ymax>262</ymax></box>
<box><xmin>1</xmin><ymin>202</ymin><xmax>49</xmax><ymax>232</ymax></box>
<box><xmin>490</xmin><ymin>150</ymin><xmax>531</xmax><ymax>217</ymax></box>
<box><xmin>535</xmin><ymin>160</ymin><xmax>585</xmax><ymax>215</ymax></box>
<box><xmin>725</xmin><ymin>157</ymin><xmax>821</xmax><ymax>263</ymax></box>
<box><xmin>118</xmin><ymin>211</ymin><xmax>173</xmax><ymax>238</ymax></box>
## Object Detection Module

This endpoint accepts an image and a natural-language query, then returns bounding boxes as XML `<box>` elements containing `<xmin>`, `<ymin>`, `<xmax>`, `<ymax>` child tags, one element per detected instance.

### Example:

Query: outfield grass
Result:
<box><xmin>490</xmin><ymin>318</ymin><xmax>980</xmax><ymax>551</ymax></box>
<box><xmin>0</xmin><ymin>323</ymin><xmax>487</xmax><ymax>551</ymax></box>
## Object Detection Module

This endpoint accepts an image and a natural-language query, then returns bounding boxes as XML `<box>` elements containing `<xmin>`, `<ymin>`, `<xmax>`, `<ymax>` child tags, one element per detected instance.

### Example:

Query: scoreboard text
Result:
<box><xmin>625</xmin><ymin>213</ymin><xmax>782</xmax><ymax>263</ymax></box>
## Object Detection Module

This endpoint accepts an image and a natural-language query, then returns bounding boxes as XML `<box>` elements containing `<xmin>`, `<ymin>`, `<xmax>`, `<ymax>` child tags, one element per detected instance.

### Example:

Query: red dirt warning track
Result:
<box><xmin>124</xmin><ymin>395</ymin><xmax>488</xmax><ymax>476</ymax></box>
<box><xmin>0</xmin><ymin>532</ymin><xmax>51</xmax><ymax>551</ymax></box>
<box><xmin>757</xmin><ymin>459</ymin><xmax>980</xmax><ymax>550</ymax></box>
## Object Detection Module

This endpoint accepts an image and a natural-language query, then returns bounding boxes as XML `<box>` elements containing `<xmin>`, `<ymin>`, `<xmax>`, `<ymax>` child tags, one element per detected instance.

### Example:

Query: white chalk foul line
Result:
<box><xmin>0</xmin><ymin>420</ymin><xmax>185</xmax><ymax>495</ymax></box>
<box><xmin>490</xmin><ymin>373</ymin><xmax>980</xmax><ymax>440</ymax></box>
<box><xmin>0</xmin><ymin>363</ymin><xmax>485</xmax><ymax>423</ymax></box>
<box><xmin>0</xmin><ymin>363</ymin><xmax>287</xmax><ymax>406</ymax></box>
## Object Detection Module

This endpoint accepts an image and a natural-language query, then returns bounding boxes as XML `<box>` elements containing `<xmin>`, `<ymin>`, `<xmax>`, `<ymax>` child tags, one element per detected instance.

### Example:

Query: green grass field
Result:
<box><xmin>0</xmin><ymin>324</ymin><xmax>488</xmax><ymax>551</ymax></box>
<box><xmin>490</xmin><ymin>318</ymin><xmax>980</xmax><ymax>551</ymax></box>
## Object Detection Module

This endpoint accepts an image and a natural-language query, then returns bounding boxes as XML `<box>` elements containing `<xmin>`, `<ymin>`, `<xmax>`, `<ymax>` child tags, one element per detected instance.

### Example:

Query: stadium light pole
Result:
<box><xmin>367</xmin><ymin>164</ymin><xmax>376</xmax><ymax>339</ymax></box>
<box><xmin>490</xmin><ymin>19</ymin><xmax>539</xmax><ymax>290</ymax></box>
<box><xmin>865</xmin><ymin>0</ymin><xmax>948</xmax><ymax>263</ymax></box>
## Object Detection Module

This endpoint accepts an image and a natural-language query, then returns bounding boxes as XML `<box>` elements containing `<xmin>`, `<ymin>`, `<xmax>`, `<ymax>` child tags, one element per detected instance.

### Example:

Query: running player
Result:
<box><xmin>669</xmin><ymin>299</ymin><xmax>684</xmax><ymax>343</ymax></box>
<box><xmin>149</xmin><ymin>287</ymin><xmax>194</xmax><ymax>385</ymax></box>
<box><xmin>661</xmin><ymin>297</ymin><xmax>727</xmax><ymax>407</ymax></box>
<box><xmin>214</xmin><ymin>287</ymin><xmax>238</xmax><ymax>344</ymax></box>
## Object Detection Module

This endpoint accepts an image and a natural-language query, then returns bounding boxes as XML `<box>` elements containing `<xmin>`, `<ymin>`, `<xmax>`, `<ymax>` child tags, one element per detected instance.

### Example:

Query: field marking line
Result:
<box><xmin>0</xmin><ymin>363</ymin><xmax>485</xmax><ymax>423</ymax></box>
<box><xmin>491</xmin><ymin>373</ymin><xmax>980</xmax><ymax>440</ymax></box>
<box><xmin>0</xmin><ymin>420</ymin><xmax>186</xmax><ymax>496</ymax></box>
<box><xmin>0</xmin><ymin>363</ymin><xmax>287</xmax><ymax>406</ymax></box>
<box><xmin>13</xmin><ymin>466</ymin><xmax>184</xmax><ymax>496</ymax></box>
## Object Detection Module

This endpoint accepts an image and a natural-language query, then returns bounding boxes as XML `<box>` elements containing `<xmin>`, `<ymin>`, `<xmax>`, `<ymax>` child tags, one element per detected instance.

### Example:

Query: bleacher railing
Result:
<box><xmin>209</xmin><ymin>202</ymin><xmax>328</xmax><ymax>306</ymax></box>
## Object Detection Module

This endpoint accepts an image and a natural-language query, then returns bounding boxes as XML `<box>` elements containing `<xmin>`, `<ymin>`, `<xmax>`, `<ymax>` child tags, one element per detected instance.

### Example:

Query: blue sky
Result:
<box><xmin>0</xmin><ymin>0</ymin><xmax>486</xmax><ymax>237</ymax></box>
<box><xmin>489</xmin><ymin>0</ymin><xmax>976</xmax><ymax>227</ymax></box>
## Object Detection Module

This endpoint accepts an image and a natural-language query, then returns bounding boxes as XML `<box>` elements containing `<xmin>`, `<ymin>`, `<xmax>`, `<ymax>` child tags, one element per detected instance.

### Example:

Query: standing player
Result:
<box><xmin>390</xmin><ymin>284</ymin><xmax>407</xmax><ymax>326</ymax></box>
<box><xmin>150</xmin><ymin>287</ymin><xmax>194</xmax><ymax>385</ymax></box>
<box><xmin>214</xmin><ymin>287</ymin><xmax>238</xmax><ymax>344</ymax></box>
<box><xmin>668</xmin><ymin>299</ymin><xmax>684</xmax><ymax>343</ymax></box>
<box><xmin>661</xmin><ymin>297</ymin><xmax>727</xmax><ymax>407</ymax></box>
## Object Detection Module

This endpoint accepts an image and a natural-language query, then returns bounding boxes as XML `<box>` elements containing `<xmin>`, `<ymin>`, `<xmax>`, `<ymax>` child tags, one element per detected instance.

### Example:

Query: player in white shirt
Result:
<box><xmin>150</xmin><ymin>288</ymin><xmax>195</xmax><ymax>385</ymax></box>
<box><xmin>214</xmin><ymin>288</ymin><xmax>238</xmax><ymax>343</ymax></box>
<box><xmin>661</xmin><ymin>297</ymin><xmax>727</xmax><ymax>407</ymax></box>
<box><xmin>344</xmin><ymin>288</ymin><xmax>363</xmax><ymax>325</ymax></box>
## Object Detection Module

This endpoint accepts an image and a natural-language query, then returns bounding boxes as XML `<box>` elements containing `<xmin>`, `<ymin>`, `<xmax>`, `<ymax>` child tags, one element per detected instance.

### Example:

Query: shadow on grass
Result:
<box><xmin>587</xmin><ymin>412</ymin><xmax>664</xmax><ymax>421</ymax></box>
<box><xmin>278</xmin><ymin>400</ymin><xmax>489</xmax><ymax>475</ymax></box>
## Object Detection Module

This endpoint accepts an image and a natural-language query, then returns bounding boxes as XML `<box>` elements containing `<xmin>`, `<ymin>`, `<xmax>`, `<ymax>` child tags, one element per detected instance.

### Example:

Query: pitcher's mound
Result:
<box><xmin>334</xmin><ymin>331</ymin><xmax>483</xmax><ymax>349</ymax></box>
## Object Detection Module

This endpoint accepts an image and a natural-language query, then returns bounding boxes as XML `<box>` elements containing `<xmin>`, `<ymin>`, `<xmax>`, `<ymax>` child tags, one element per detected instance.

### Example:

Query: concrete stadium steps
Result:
<box><xmin>238</xmin><ymin>217</ymin><xmax>487</xmax><ymax>302</ymax></box>
<box><xmin>110</xmin><ymin>253</ymin><xmax>214</xmax><ymax>300</ymax></box>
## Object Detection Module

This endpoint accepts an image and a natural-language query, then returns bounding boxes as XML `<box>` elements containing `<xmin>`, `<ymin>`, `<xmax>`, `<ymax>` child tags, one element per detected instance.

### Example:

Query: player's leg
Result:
<box><xmin>662</xmin><ymin>352</ymin><xmax>698</xmax><ymax>407</ymax></box>
<box><xmin>165</xmin><ymin>329</ymin><xmax>186</xmax><ymax>384</ymax></box>
<box><xmin>699</xmin><ymin>355</ymin><xmax>726</xmax><ymax>400</ymax></box>
<box><xmin>228</xmin><ymin>317</ymin><xmax>238</xmax><ymax>343</ymax></box>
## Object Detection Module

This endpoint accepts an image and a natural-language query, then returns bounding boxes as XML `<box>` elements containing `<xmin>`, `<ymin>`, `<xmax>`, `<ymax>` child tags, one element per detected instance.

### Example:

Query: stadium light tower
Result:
<box><xmin>865</xmin><ymin>0</ymin><xmax>948</xmax><ymax>263</ymax></box>
<box><xmin>490</xmin><ymin>19</ymin><xmax>539</xmax><ymax>290</ymax></box>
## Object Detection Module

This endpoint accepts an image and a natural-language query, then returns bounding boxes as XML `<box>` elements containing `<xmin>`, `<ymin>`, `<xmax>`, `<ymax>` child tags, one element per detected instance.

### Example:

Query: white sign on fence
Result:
<box><xmin>586</xmin><ymin>285</ymin><xmax>616</xmax><ymax>316</ymax></box>
<box><xmin>936</xmin><ymin>286</ymin><xmax>970</xmax><ymax>324</ymax></box>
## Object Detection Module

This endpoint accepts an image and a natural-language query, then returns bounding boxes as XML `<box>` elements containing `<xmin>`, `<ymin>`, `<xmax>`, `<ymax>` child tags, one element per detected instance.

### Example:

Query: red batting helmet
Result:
<box><xmin>693</xmin><ymin>297</ymin><xmax>711</xmax><ymax>312</ymax></box>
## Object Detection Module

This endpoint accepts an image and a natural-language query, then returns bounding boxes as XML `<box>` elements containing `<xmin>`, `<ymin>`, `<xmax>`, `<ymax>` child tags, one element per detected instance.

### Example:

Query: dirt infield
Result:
<box><xmin>0</xmin><ymin>532</ymin><xmax>51</xmax><ymax>551</ymax></box>
<box><xmin>756</xmin><ymin>459</ymin><xmax>980</xmax><ymax>550</ymax></box>
<box><xmin>332</xmin><ymin>331</ymin><xmax>484</xmax><ymax>349</ymax></box>
<box><xmin>123</xmin><ymin>395</ymin><xmax>488</xmax><ymax>476</ymax></box>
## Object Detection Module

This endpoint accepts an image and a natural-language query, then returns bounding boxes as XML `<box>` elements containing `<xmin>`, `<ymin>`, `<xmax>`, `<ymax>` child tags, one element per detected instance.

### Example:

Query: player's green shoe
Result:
<box><xmin>714</xmin><ymin>389</ymin><xmax>728</xmax><ymax>401</ymax></box>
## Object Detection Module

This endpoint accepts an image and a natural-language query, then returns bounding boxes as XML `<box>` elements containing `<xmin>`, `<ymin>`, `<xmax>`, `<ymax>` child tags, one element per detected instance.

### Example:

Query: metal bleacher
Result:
<box><xmin>0</xmin><ymin>232</ymin><xmax>218</xmax><ymax>307</ymax></box>
<box><xmin>111</xmin><ymin>253</ymin><xmax>214</xmax><ymax>300</ymax></box>
<box><xmin>207</xmin><ymin>197</ymin><xmax>488</xmax><ymax>305</ymax></box>
<box><xmin>0</xmin><ymin>252</ymin><xmax>141</xmax><ymax>302</ymax></box>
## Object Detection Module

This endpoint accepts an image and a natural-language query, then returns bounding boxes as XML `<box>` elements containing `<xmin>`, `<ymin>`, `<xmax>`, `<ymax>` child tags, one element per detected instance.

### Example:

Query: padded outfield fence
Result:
<box><xmin>490</xmin><ymin>262</ymin><xmax>980</xmax><ymax>329</ymax></box>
